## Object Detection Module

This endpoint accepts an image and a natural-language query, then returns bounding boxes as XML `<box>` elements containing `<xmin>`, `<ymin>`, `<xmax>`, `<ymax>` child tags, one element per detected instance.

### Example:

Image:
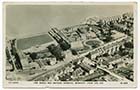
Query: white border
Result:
<box><xmin>2</xmin><ymin>1</ymin><xmax>138</xmax><ymax>89</ymax></box>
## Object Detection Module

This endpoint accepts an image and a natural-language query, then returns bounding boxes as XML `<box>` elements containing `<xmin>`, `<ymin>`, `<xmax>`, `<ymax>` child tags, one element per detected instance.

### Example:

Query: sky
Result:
<box><xmin>5</xmin><ymin>4</ymin><xmax>134</xmax><ymax>39</ymax></box>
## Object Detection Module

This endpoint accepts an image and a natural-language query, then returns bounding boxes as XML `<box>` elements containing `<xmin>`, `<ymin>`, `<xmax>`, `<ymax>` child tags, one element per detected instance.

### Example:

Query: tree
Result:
<box><xmin>47</xmin><ymin>44</ymin><xmax>65</xmax><ymax>61</ymax></box>
<box><xmin>124</xmin><ymin>41</ymin><xmax>133</xmax><ymax>48</ymax></box>
<box><xmin>59</xmin><ymin>39</ymin><xmax>71</xmax><ymax>51</ymax></box>
<box><xmin>85</xmin><ymin>53</ymin><xmax>92</xmax><ymax>59</ymax></box>
<box><xmin>71</xmin><ymin>49</ymin><xmax>78</xmax><ymax>55</ymax></box>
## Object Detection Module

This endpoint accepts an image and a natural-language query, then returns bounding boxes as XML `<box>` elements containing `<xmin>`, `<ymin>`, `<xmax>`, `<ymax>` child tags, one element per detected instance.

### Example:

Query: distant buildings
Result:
<box><xmin>6</xmin><ymin>12</ymin><xmax>134</xmax><ymax>82</ymax></box>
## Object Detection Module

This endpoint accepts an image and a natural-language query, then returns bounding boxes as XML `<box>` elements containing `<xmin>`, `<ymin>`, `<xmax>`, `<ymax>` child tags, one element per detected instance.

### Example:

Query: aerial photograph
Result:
<box><xmin>4</xmin><ymin>3</ymin><xmax>135</xmax><ymax>85</ymax></box>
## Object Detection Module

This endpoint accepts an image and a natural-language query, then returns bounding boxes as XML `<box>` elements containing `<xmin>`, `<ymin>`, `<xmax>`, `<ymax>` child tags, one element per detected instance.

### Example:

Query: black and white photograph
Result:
<box><xmin>3</xmin><ymin>2</ymin><xmax>137</xmax><ymax>88</ymax></box>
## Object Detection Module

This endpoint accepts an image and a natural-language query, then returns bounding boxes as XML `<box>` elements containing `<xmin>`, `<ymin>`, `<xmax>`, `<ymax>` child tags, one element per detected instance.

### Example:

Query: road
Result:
<box><xmin>28</xmin><ymin>51</ymin><xmax>132</xmax><ymax>81</ymax></box>
<box><xmin>28</xmin><ymin>53</ymin><xmax>82</xmax><ymax>81</ymax></box>
<box><xmin>97</xmin><ymin>66</ymin><xmax>131</xmax><ymax>82</ymax></box>
<box><xmin>27</xmin><ymin>43</ymin><xmax>132</xmax><ymax>81</ymax></box>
